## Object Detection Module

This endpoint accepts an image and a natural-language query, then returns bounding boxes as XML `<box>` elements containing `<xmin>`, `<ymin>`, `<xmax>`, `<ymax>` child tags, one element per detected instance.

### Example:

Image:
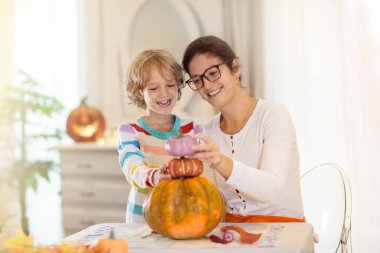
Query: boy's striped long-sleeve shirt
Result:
<box><xmin>117</xmin><ymin>115</ymin><xmax>201</xmax><ymax>223</ymax></box>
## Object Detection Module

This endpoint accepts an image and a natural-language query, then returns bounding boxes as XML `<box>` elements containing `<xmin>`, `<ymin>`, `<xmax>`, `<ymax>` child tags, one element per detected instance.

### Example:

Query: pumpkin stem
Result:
<box><xmin>109</xmin><ymin>229</ymin><xmax>115</xmax><ymax>239</ymax></box>
<box><xmin>80</xmin><ymin>96</ymin><xmax>88</xmax><ymax>105</ymax></box>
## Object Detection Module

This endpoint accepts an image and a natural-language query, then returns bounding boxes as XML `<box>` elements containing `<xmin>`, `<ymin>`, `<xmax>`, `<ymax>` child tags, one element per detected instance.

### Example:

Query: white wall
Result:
<box><xmin>78</xmin><ymin>0</ymin><xmax>231</xmax><ymax>129</ymax></box>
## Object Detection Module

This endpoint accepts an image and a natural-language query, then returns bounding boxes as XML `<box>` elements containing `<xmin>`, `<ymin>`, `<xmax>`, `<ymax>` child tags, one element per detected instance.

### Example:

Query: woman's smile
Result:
<box><xmin>207</xmin><ymin>87</ymin><xmax>223</xmax><ymax>97</ymax></box>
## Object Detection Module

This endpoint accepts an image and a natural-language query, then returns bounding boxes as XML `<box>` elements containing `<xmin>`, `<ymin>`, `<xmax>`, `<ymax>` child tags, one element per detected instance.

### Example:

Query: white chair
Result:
<box><xmin>301</xmin><ymin>163</ymin><xmax>352</xmax><ymax>253</ymax></box>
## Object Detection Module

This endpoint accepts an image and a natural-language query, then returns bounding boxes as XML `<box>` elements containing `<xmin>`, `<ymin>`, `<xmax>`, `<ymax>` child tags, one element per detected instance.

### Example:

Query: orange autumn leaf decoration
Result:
<box><xmin>220</xmin><ymin>225</ymin><xmax>262</xmax><ymax>244</ymax></box>
<box><xmin>2</xmin><ymin>230</ymin><xmax>125</xmax><ymax>253</ymax></box>
<box><xmin>2</xmin><ymin>230</ymin><xmax>35</xmax><ymax>253</ymax></box>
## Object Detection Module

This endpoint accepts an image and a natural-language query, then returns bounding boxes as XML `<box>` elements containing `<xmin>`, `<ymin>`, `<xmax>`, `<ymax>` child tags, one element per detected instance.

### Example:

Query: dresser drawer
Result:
<box><xmin>60</xmin><ymin>151</ymin><xmax>122</xmax><ymax>177</ymax></box>
<box><xmin>63</xmin><ymin>205</ymin><xmax>125</xmax><ymax>235</ymax></box>
<box><xmin>62</xmin><ymin>177</ymin><xmax>129</xmax><ymax>205</ymax></box>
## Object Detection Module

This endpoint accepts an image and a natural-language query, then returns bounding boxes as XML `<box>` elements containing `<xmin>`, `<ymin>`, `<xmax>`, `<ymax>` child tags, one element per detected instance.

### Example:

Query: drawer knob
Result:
<box><xmin>77</xmin><ymin>163</ymin><xmax>92</xmax><ymax>169</ymax></box>
<box><xmin>80</xmin><ymin>219</ymin><xmax>95</xmax><ymax>226</ymax></box>
<box><xmin>80</xmin><ymin>192</ymin><xmax>95</xmax><ymax>198</ymax></box>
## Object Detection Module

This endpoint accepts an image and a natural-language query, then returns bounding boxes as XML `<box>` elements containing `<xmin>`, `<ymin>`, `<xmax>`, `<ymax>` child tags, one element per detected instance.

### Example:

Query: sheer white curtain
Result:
<box><xmin>10</xmin><ymin>0</ymin><xmax>80</xmax><ymax>244</ymax></box>
<box><xmin>0</xmin><ymin>0</ymin><xmax>19</xmax><ymax>242</ymax></box>
<box><xmin>246</xmin><ymin>0</ymin><xmax>380</xmax><ymax>251</ymax></box>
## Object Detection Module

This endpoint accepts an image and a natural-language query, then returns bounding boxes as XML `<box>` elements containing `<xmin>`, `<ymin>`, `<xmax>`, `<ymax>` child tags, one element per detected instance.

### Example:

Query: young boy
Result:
<box><xmin>117</xmin><ymin>50</ymin><xmax>201</xmax><ymax>223</ymax></box>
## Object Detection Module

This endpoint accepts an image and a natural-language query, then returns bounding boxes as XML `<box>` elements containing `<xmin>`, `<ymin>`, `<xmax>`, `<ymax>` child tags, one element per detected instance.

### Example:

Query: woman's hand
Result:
<box><xmin>191</xmin><ymin>133</ymin><xmax>233</xmax><ymax>179</ymax></box>
<box><xmin>152</xmin><ymin>164</ymin><xmax>171</xmax><ymax>186</ymax></box>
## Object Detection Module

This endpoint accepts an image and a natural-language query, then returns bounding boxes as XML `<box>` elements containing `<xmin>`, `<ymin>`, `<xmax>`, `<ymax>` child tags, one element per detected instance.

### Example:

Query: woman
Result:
<box><xmin>182</xmin><ymin>35</ymin><xmax>304</xmax><ymax>222</ymax></box>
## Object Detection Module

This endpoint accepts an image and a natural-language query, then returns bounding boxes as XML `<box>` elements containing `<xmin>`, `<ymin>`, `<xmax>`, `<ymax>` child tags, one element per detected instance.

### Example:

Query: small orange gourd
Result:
<box><xmin>166</xmin><ymin>157</ymin><xmax>203</xmax><ymax>179</ymax></box>
<box><xmin>92</xmin><ymin>230</ymin><xmax>129</xmax><ymax>253</ymax></box>
<box><xmin>66</xmin><ymin>97</ymin><xmax>106</xmax><ymax>142</ymax></box>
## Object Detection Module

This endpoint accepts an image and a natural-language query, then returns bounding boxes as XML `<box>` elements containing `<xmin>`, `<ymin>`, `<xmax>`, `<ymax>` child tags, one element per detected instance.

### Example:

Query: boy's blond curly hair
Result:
<box><xmin>126</xmin><ymin>50</ymin><xmax>185</xmax><ymax>109</ymax></box>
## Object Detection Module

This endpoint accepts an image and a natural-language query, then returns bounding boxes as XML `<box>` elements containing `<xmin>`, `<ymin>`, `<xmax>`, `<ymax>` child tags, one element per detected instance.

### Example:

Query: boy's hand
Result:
<box><xmin>152</xmin><ymin>163</ymin><xmax>171</xmax><ymax>186</ymax></box>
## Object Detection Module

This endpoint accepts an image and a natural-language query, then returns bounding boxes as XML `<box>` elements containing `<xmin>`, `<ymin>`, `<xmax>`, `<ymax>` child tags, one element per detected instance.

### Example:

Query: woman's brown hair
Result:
<box><xmin>182</xmin><ymin>35</ymin><xmax>240</xmax><ymax>81</ymax></box>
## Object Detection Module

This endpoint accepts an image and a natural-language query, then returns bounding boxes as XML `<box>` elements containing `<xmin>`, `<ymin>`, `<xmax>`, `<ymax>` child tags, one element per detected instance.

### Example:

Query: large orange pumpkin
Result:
<box><xmin>166</xmin><ymin>157</ymin><xmax>203</xmax><ymax>179</ymax></box>
<box><xmin>66</xmin><ymin>97</ymin><xmax>106</xmax><ymax>142</ymax></box>
<box><xmin>143</xmin><ymin>177</ymin><xmax>224</xmax><ymax>239</ymax></box>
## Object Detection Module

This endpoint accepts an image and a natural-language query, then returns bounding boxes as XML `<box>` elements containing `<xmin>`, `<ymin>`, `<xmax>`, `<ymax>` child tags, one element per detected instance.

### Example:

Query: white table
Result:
<box><xmin>62</xmin><ymin>222</ymin><xmax>315</xmax><ymax>253</ymax></box>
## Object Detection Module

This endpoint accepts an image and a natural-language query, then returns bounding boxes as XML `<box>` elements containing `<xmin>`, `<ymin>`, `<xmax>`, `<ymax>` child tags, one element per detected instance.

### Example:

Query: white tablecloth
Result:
<box><xmin>62</xmin><ymin>222</ymin><xmax>314</xmax><ymax>253</ymax></box>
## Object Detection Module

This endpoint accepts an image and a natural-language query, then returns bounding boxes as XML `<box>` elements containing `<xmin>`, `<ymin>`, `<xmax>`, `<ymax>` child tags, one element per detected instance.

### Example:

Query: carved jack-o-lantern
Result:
<box><xmin>66</xmin><ymin>97</ymin><xmax>106</xmax><ymax>142</ymax></box>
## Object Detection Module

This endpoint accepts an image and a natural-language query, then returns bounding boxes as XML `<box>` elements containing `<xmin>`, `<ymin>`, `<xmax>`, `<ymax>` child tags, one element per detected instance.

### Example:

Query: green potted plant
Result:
<box><xmin>0</xmin><ymin>71</ymin><xmax>65</xmax><ymax>234</ymax></box>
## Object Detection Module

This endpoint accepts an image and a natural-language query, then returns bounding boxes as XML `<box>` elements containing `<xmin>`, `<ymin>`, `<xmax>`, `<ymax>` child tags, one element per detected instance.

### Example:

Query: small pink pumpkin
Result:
<box><xmin>165</xmin><ymin>133</ymin><xmax>197</xmax><ymax>157</ymax></box>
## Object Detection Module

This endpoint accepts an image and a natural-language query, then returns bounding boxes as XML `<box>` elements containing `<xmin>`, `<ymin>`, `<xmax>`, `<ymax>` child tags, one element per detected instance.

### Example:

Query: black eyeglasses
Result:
<box><xmin>185</xmin><ymin>61</ymin><xmax>228</xmax><ymax>91</ymax></box>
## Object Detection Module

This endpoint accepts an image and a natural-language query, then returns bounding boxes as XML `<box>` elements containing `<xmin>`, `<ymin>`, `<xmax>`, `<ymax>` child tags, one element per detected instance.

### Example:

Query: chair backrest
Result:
<box><xmin>301</xmin><ymin>163</ymin><xmax>351</xmax><ymax>253</ymax></box>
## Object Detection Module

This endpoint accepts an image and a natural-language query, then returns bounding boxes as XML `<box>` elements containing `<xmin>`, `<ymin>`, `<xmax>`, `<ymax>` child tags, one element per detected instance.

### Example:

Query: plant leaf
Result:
<box><xmin>1</xmin><ymin>70</ymin><xmax>65</xmax><ymax>233</ymax></box>
<box><xmin>31</xmin><ymin>129</ymin><xmax>64</xmax><ymax>140</ymax></box>
<box><xmin>28</xmin><ymin>176</ymin><xmax>38</xmax><ymax>192</ymax></box>
<box><xmin>30</xmin><ymin>161</ymin><xmax>54</xmax><ymax>182</ymax></box>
